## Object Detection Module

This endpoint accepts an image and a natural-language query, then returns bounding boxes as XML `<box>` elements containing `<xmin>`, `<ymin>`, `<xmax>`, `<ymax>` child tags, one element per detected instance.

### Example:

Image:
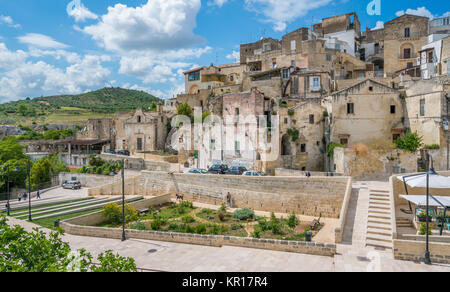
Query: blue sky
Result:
<box><xmin>0</xmin><ymin>0</ymin><xmax>448</xmax><ymax>102</ymax></box>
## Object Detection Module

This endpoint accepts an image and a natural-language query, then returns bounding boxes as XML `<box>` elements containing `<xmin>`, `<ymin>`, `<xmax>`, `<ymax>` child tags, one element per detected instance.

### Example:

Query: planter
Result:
<box><xmin>417</xmin><ymin>216</ymin><xmax>427</xmax><ymax>222</ymax></box>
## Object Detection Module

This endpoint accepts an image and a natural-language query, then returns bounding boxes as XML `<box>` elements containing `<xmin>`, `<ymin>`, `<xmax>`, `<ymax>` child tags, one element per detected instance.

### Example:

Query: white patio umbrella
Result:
<box><xmin>398</xmin><ymin>174</ymin><xmax>450</xmax><ymax>189</ymax></box>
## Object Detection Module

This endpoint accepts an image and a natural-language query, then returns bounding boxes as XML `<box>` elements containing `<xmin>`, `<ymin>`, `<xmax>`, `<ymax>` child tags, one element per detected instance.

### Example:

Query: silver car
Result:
<box><xmin>62</xmin><ymin>181</ymin><xmax>82</xmax><ymax>190</ymax></box>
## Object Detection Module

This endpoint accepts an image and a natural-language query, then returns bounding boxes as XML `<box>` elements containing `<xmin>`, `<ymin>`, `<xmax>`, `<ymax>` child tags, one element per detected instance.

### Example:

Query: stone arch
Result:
<box><xmin>399</xmin><ymin>42</ymin><xmax>415</xmax><ymax>58</ymax></box>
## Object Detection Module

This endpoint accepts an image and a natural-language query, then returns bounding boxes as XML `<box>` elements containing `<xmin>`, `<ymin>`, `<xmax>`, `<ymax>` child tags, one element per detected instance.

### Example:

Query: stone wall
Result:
<box><xmin>393</xmin><ymin>239</ymin><xmax>450</xmax><ymax>264</ymax></box>
<box><xmin>334</xmin><ymin>147</ymin><xmax>417</xmax><ymax>180</ymax></box>
<box><xmin>88</xmin><ymin>175</ymin><xmax>142</xmax><ymax>197</ymax></box>
<box><xmin>138</xmin><ymin>171</ymin><xmax>350</xmax><ymax>218</ymax></box>
<box><xmin>59</xmin><ymin>172</ymin><xmax>120</xmax><ymax>188</ymax></box>
<box><xmin>275</xmin><ymin>168</ymin><xmax>344</xmax><ymax>177</ymax></box>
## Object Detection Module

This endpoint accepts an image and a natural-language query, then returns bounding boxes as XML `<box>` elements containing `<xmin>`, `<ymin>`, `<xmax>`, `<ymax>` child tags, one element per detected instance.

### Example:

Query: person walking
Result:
<box><xmin>18</xmin><ymin>194</ymin><xmax>22</xmax><ymax>202</ymax></box>
<box><xmin>226</xmin><ymin>192</ymin><xmax>232</xmax><ymax>208</ymax></box>
<box><xmin>36</xmin><ymin>190</ymin><xmax>41</xmax><ymax>200</ymax></box>
<box><xmin>23</xmin><ymin>193</ymin><xmax>27</xmax><ymax>201</ymax></box>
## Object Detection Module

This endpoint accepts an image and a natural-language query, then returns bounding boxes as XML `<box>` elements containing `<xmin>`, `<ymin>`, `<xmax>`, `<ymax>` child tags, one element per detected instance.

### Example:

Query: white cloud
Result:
<box><xmin>82</xmin><ymin>0</ymin><xmax>204</xmax><ymax>53</ymax></box>
<box><xmin>0</xmin><ymin>15</ymin><xmax>20</xmax><ymax>28</ymax></box>
<box><xmin>208</xmin><ymin>0</ymin><xmax>229</xmax><ymax>7</ymax></box>
<box><xmin>373</xmin><ymin>21</ymin><xmax>384</xmax><ymax>30</ymax></box>
<box><xmin>395</xmin><ymin>7</ymin><xmax>435</xmax><ymax>20</ymax></box>
<box><xmin>226</xmin><ymin>50</ymin><xmax>240</xmax><ymax>62</ymax></box>
<box><xmin>0</xmin><ymin>43</ymin><xmax>110</xmax><ymax>101</ymax></box>
<box><xmin>121</xmin><ymin>82</ymin><xmax>184</xmax><ymax>100</ymax></box>
<box><xmin>67</xmin><ymin>3</ymin><xmax>98</xmax><ymax>22</ymax></box>
<box><xmin>244</xmin><ymin>0</ymin><xmax>331</xmax><ymax>32</ymax></box>
<box><xmin>17</xmin><ymin>33</ymin><xmax>69</xmax><ymax>49</ymax></box>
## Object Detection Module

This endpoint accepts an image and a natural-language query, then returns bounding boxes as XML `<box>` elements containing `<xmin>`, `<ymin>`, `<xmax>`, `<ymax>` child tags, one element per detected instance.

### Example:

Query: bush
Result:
<box><xmin>231</xmin><ymin>223</ymin><xmax>243</xmax><ymax>230</ymax></box>
<box><xmin>218</xmin><ymin>212</ymin><xmax>226</xmax><ymax>222</ymax></box>
<box><xmin>328</xmin><ymin>142</ymin><xmax>343</xmax><ymax>157</ymax></box>
<box><xmin>287</xmin><ymin>212</ymin><xmax>300</xmax><ymax>228</ymax></box>
<box><xmin>419</xmin><ymin>223</ymin><xmax>432</xmax><ymax>236</ymax></box>
<box><xmin>423</xmin><ymin>144</ymin><xmax>440</xmax><ymax>150</ymax></box>
<box><xmin>288</xmin><ymin>109</ymin><xmax>295</xmax><ymax>116</ymax></box>
<box><xmin>134</xmin><ymin>221</ymin><xmax>146</xmax><ymax>231</ymax></box>
<box><xmin>233</xmin><ymin>208</ymin><xmax>255</xmax><ymax>221</ymax></box>
<box><xmin>102</xmin><ymin>203</ymin><xmax>138</xmax><ymax>225</ymax></box>
<box><xmin>181</xmin><ymin>214</ymin><xmax>195</xmax><ymax>224</ymax></box>
<box><xmin>195</xmin><ymin>224</ymin><xmax>207</xmax><ymax>234</ymax></box>
<box><xmin>150</xmin><ymin>219</ymin><xmax>163</xmax><ymax>230</ymax></box>
<box><xmin>269</xmin><ymin>213</ymin><xmax>282</xmax><ymax>235</ymax></box>
<box><xmin>395</xmin><ymin>132</ymin><xmax>423</xmax><ymax>152</ymax></box>
<box><xmin>251</xmin><ymin>226</ymin><xmax>261</xmax><ymax>238</ymax></box>
<box><xmin>219</xmin><ymin>203</ymin><xmax>227</xmax><ymax>212</ymax></box>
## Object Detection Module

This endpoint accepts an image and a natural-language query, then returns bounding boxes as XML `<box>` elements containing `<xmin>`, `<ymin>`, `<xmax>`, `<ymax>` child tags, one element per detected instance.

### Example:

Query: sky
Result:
<box><xmin>0</xmin><ymin>0</ymin><xmax>448</xmax><ymax>103</ymax></box>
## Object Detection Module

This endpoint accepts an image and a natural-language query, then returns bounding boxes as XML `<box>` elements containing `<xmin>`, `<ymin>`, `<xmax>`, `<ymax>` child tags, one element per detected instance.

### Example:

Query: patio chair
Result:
<box><xmin>446</xmin><ymin>218</ymin><xmax>450</xmax><ymax>231</ymax></box>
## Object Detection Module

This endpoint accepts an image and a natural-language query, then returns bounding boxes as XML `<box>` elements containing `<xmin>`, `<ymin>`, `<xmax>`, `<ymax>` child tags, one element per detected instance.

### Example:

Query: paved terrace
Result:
<box><xmin>4</xmin><ymin>181</ymin><xmax>450</xmax><ymax>272</ymax></box>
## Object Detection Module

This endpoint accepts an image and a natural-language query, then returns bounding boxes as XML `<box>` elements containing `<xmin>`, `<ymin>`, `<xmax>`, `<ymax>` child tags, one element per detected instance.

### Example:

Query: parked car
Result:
<box><xmin>208</xmin><ymin>164</ymin><xmax>229</xmax><ymax>174</ymax></box>
<box><xmin>243</xmin><ymin>171</ymin><xmax>265</xmax><ymax>177</ymax></box>
<box><xmin>228</xmin><ymin>166</ymin><xmax>247</xmax><ymax>175</ymax></box>
<box><xmin>118</xmin><ymin>150</ymin><xmax>130</xmax><ymax>156</ymax></box>
<box><xmin>62</xmin><ymin>181</ymin><xmax>82</xmax><ymax>190</ymax></box>
<box><xmin>187</xmin><ymin>168</ymin><xmax>208</xmax><ymax>174</ymax></box>
<box><xmin>105</xmin><ymin>149</ymin><xmax>116</xmax><ymax>154</ymax></box>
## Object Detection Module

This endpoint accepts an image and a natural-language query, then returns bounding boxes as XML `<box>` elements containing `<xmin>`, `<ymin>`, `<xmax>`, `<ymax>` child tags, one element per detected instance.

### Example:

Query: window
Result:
<box><xmin>420</xmin><ymin>99</ymin><xmax>425</xmax><ymax>116</ymax></box>
<box><xmin>188</xmin><ymin>71</ymin><xmax>200</xmax><ymax>81</ymax></box>
<box><xmin>300</xmin><ymin>144</ymin><xmax>306</xmax><ymax>153</ymax></box>
<box><xmin>340</xmin><ymin>138</ymin><xmax>348</xmax><ymax>146</ymax></box>
<box><xmin>403</xmin><ymin>48</ymin><xmax>411</xmax><ymax>59</ymax></box>
<box><xmin>374</xmin><ymin>43</ymin><xmax>380</xmax><ymax>54</ymax></box>
<box><xmin>359</xmin><ymin>73</ymin><xmax>365</xmax><ymax>78</ymax></box>
<box><xmin>309</xmin><ymin>114</ymin><xmax>314</xmax><ymax>124</ymax></box>
<box><xmin>230</xmin><ymin>75</ymin><xmax>234</xmax><ymax>82</ymax></box>
<box><xmin>137</xmin><ymin>138</ymin><xmax>143</xmax><ymax>151</ymax></box>
<box><xmin>264</xmin><ymin>44</ymin><xmax>271</xmax><ymax>51</ymax></box>
<box><xmin>137</xmin><ymin>116</ymin><xmax>142</xmax><ymax>123</ymax></box>
<box><xmin>282</xmin><ymin>69</ymin><xmax>290</xmax><ymax>79</ymax></box>
<box><xmin>390</xmin><ymin>105</ymin><xmax>396</xmax><ymax>114</ymax></box>
<box><xmin>326</xmin><ymin>54</ymin><xmax>332</xmax><ymax>61</ymax></box>
<box><xmin>291</xmin><ymin>40</ymin><xmax>296</xmax><ymax>51</ymax></box>
<box><xmin>347</xmin><ymin>103</ymin><xmax>354</xmax><ymax>114</ymax></box>
<box><xmin>310</xmin><ymin>76</ymin><xmax>321</xmax><ymax>91</ymax></box>
<box><xmin>284</xmin><ymin>118</ymin><xmax>288</xmax><ymax>124</ymax></box>
<box><xmin>235</xmin><ymin>141</ymin><xmax>240</xmax><ymax>155</ymax></box>
<box><xmin>369</xmin><ymin>86</ymin><xmax>373</xmax><ymax>92</ymax></box>
<box><xmin>235</xmin><ymin>108</ymin><xmax>240</xmax><ymax>116</ymax></box>
<box><xmin>291</xmin><ymin>60</ymin><xmax>296</xmax><ymax>67</ymax></box>
<box><xmin>272</xmin><ymin>58</ymin><xmax>277</xmax><ymax>69</ymax></box>
<box><xmin>404</xmin><ymin>27</ymin><xmax>410</xmax><ymax>38</ymax></box>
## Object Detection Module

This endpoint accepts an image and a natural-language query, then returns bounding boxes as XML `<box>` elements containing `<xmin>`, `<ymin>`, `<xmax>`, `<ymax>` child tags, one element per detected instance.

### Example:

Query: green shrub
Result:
<box><xmin>251</xmin><ymin>226</ymin><xmax>261</xmax><ymax>238</ymax></box>
<box><xmin>287</xmin><ymin>128</ymin><xmax>299</xmax><ymax>142</ymax></box>
<box><xmin>219</xmin><ymin>203</ymin><xmax>227</xmax><ymax>212</ymax></box>
<box><xmin>395</xmin><ymin>132</ymin><xmax>423</xmax><ymax>152</ymax></box>
<box><xmin>419</xmin><ymin>223</ymin><xmax>432</xmax><ymax>236</ymax></box>
<box><xmin>181</xmin><ymin>214</ymin><xmax>195</xmax><ymax>224</ymax></box>
<box><xmin>257</xmin><ymin>218</ymin><xmax>269</xmax><ymax>232</ymax></box>
<box><xmin>288</xmin><ymin>109</ymin><xmax>295</xmax><ymax>116</ymax></box>
<box><xmin>423</xmin><ymin>144</ymin><xmax>440</xmax><ymax>150</ymax></box>
<box><xmin>134</xmin><ymin>221</ymin><xmax>146</xmax><ymax>231</ymax></box>
<box><xmin>150</xmin><ymin>219</ymin><xmax>163</xmax><ymax>230</ymax></box>
<box><xmin>233</xmin><ymin>208</ymin><xmax>255</xmax><ymax>221</ymax></box>
<box><xmin>269</xmin><ymin>213</ymin><xmax>282</xmax><ymax>235</ymax></box>
<box><xmin>195</xmin><ymin>224</ymin><xmax>207</xmax><ymax>234</ymax></box>
<box><xmin>328</xmin><ymin>142</ymin><xmax>343</xmax><ymax>157</ymax></box>
<box><xmin>287</xmin><ymin>212</ymin><xmax>300</xmax><ymax>228</ymax></box>
<box><xmin>101</xmin><ymin>203</ymin><xmax>138</xmax><ymax>225</ymax></box>
<box><xmin>231</xmin><ymin>223</ymin><xmax>243</xmax><ymax>230</ymax></box>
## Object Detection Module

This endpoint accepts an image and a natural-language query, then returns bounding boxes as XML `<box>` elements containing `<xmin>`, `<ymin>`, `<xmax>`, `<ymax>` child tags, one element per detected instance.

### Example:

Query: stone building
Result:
<box><xmin>383</xmin><ymin>14</ymin><xmax>429</xmax><ymax>77</ymax></box>
<box><xmin>114</xmin><ymin>107</ymin><xmax>171</xmax><ymax>155</ymax></box>
<box><xmin>76</xmin><ymin>118</ymin><xmax>116</xmax><ymax>149</ymax></box>
<box><xmin>323</xmin><ymin>79</ymin><xmax>404</xmax><ymax>147</ymax></box>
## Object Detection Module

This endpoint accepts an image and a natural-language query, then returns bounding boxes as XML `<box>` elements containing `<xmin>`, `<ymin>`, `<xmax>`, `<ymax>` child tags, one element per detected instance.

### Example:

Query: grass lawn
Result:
<box><xmin>10</xmin><ymin>198</ymin><xmax>94</xmax><ymax>216</ymax></box>
<box><xmin>33</xmin><ymin>208</ymin><xmax>103</xmax><ymax>230</ymax></box>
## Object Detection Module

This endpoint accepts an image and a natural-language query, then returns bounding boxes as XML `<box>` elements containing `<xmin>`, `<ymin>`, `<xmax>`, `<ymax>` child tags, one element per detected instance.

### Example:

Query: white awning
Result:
<box><xmin>398</xmin><ymin>174</ymin><xmax>450</xmax><ymax>189</ymax></box>
<box><xmin>400</xmin><ymin>195</ymin><xmax>450</xmax><ymax>207</ymax></box>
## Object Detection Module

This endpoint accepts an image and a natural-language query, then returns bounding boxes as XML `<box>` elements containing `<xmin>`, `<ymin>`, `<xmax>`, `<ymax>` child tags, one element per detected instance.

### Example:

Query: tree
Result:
<box><xmin>149</xmin><ymin>102</ymin><xmax>158</xmax><ymax>112</ymax></box>
<box><xmin>177</xmin><ymin>103</ymin><xmax>192</xmax><ymax>117</ymax></box>
<box><xmin>0</xmin><ymin>215</ymin><xmax>137</xmax><ymax>272</ymax></box>
<box><xmin>395</xmin><ymin>132</ymin><xmax>423</xmax><ymax>153</ymax></box>
<box><xmin>0</xmin><ymin>137</ymin><xmax>26</xmax><ymax>164</ymax></box>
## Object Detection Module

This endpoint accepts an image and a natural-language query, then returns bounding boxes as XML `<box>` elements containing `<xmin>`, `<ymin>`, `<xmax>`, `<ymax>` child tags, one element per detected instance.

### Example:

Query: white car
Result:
<box><xmin>243</xmin><ymin>171</ymin><xmax>265</xmax><ymax>176</ymax></box>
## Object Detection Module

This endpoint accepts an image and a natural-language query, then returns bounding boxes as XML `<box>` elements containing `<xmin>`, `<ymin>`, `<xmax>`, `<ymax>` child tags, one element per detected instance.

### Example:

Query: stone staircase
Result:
<box><xmin>366</xmin><ymin>189</ymin><xmax>393</xmax><ymax>250</ymax></box>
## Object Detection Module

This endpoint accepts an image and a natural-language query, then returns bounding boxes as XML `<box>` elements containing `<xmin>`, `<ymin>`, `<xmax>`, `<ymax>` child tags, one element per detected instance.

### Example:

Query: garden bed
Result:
<box><xmin>98</xmin><ymin>201</ymin><xmax>322</xmax><ymax>241</ymax></box>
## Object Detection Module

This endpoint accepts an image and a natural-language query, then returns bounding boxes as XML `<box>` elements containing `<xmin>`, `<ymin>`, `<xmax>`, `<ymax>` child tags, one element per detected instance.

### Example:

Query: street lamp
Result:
<box><xmin>121</xmin><ymin>158</ymin><xmax>126</xmax><ymax>242</ymax></box>
<box><xmin>27</xmin><ymin>159</ymin><xmax>32</xmax><ymax>222</ymax></box>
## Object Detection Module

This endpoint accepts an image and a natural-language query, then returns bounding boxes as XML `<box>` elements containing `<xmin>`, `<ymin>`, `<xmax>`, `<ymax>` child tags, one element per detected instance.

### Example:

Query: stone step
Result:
<box><xmin>367</xmin><ymin>228</ymin><xmax>392</xmax><ymax>237</ymax></box>
<box><xmin>368</xmin><ymin>204</ymin><xmax>391</xmax><ymax>210</ymax></box>
<box><xmin>369</xmin><ymin>197</ymin><xmax>390</xmax><ymax>202</ymax></box>
<box><xmin>368</xmin><ymin>217</ymin><xmax>391</xmax><ymax>225</ymax></box>
<box><xmin>370</xmin><ymin>190</ymin><xmax>389</xmax><ymax>193</ymax></box>
<box><xmin>367</xmin><ymin>209</ymin><xmax>391</xmax><ymax>215</ymax></box>
<box><xmin>370</xmin><ymin>194</ymin><xmax>390</xmax><ymax>199</ymax></box>
<box><xmin>366</xmin><ymin>233</ymin><xmax>392</xmax><ymax>243</ymax></box>
<box><xmin>367</xmin><ymin>223</ymin><xmax>392</xmax><ymax>231</ymax></box>
<box><xmin>366</xmin><ymin>239</ymin><xmax>393</xmax><ymax>250</ymax></box>
<box><xmin>368</xmin><ymin>212</ymin><xmax>391</xmax><ymax>220</ymax></box>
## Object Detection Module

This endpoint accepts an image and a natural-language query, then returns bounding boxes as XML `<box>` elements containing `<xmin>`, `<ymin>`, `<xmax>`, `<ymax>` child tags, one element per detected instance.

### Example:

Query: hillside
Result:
<box><xmin>0</xmin><ymin>87</ymin><xmax>163</xmax><ymax>125</ymax></box>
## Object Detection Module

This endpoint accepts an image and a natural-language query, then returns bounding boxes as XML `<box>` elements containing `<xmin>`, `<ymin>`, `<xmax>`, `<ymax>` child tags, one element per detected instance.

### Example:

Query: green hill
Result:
<box><xmin>0</xmin><ymin>87</ymin><xmax>163</xmax><ymax>125</ymax></box>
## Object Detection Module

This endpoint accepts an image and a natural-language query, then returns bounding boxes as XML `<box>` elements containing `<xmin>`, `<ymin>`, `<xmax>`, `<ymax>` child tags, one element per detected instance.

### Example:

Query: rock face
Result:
<box><xmin>31</xmin><ymin>124</ymin><xmax>69</xmax><ymax>131</ymax></box>
<box><xmin>0</xmin><ymin>126</ymin><xmax>24</xmax><ymax>138</ymax></box>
